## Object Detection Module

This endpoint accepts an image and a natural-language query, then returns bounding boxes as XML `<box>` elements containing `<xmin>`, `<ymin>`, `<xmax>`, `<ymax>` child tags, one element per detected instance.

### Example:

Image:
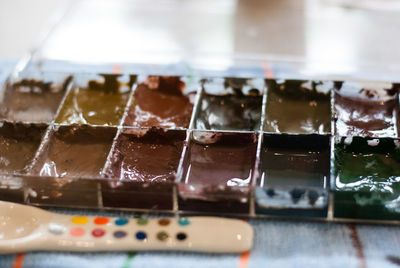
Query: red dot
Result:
<box><xmin>70</xmin><ymin>228</ymin><xmax>85</xmax><ymax>237</ymax></box>
<box><xmin>94</xmin><ymin>217</ymin><xmax>109</xmax><ymax>225</ymax></box>
<box><xmin>92</xmin><ymin>229</ymin><xmax>106</xmax><ymax>238</ymax></box>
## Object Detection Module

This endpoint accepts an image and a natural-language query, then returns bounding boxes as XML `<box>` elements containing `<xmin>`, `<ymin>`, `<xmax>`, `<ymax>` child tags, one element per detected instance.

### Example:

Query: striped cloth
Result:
<box><xmin>1</xmin><ymin>217</ymin><xmax>400</xmax><ymax>268</ymax></box>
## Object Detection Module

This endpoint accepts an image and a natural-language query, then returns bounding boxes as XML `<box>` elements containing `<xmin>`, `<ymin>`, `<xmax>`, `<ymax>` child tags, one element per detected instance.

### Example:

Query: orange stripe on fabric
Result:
<box><xmin>262</xmin><ymin>62</ymin><xmax>274</xmax><ymax>79</ymax></box>
<box><xmin>12</xmin><ymin>253</ymin><xmax>25</xmax><ymax>268</ymax></box>
<box><xmin>238</xmin><ymin>251</ymin><xmax>250</xmax><ymax>268</ymax></box>
<box><xmin>112</xmin><ymin>65</ymin><xmax>122</xmax><ymax>74</ymax></box>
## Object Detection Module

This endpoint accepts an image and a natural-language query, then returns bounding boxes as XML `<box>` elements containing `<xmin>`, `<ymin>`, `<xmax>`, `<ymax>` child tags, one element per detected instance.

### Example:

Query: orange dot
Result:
<box><xmin>70</xmin><ymin>228</ymin><xmax>85</xmax><ymax>237</ymax></box>
<box><xmin>94</xmin><ymin>217</ymin><xmax>109</xmax><ymax>225</ymax></box>
<box><xmin>71</xmin><ymin>216</ymin><xmax>88</xmax><ymax>225</ymax></box>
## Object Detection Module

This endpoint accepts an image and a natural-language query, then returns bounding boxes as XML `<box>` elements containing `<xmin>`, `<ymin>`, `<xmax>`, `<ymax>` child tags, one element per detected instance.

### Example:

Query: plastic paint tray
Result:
<box><xmin>1</xmin><ymin>63</ymin><xmax>400</xmax><ymax>225</ymax></box>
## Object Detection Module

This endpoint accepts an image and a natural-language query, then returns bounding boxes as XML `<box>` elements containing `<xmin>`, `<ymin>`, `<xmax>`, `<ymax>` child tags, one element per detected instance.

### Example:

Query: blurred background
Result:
<box><xmin>1</xmin><ymin>0</ymin><xmax>400</xmax><ymax>78</ymax></box>
<box><xmin>0</xmin><ymin>0</ymin><xmax>69</xmax><ymax>58</ymax></box>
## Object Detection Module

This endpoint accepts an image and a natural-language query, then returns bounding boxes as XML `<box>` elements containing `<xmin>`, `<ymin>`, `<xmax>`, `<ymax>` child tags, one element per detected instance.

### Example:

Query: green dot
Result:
<box><xmin>136</xmin><ymin>218</ymin><xmax>148</xmax><ymax>225</ymax></box>
<box><xmin>178</xmin><ymin>218</ymin><xmax>190</xmax><ymax>226</ymax></box>
<box><xmin>157</xmin><ymin>231</ymin><xmax>169</xmax><ymax>241</ymax></box>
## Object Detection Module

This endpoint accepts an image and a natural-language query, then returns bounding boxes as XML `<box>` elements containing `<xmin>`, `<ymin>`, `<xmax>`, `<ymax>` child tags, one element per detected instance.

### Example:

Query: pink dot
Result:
<box><xmin>70</xmin><ymin>228</ymin><xmax>85</xmax><ymax>237</ymax></box>
<box><xmin>92</xmin><ymin>229</ymin><xmax>106</xmax><ymax>238</ymax></box>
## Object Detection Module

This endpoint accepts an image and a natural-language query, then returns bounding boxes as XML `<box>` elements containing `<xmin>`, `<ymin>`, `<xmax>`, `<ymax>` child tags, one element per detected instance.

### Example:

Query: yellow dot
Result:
<box><xmin>72</xmin><ymin>216</ymin><xmax>89</xmax><ymax>225</ymax></box>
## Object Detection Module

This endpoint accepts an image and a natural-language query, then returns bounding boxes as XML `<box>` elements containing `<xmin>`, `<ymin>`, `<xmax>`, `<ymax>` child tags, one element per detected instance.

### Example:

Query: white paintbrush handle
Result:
<box><xmin>31</xmin><ymin>215</ymin><xmax>253</xmax><ymax>253</ymax></box>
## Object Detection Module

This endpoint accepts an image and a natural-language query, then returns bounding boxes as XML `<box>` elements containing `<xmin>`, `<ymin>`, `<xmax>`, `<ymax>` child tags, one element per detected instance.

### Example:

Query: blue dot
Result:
<box><xmin>114</xmin><ymin>231</ymin><xmax>127</xmax><ymax>238</ymax></box>
<box><xmin>115</xmin><ymin>218</ymin><xmax>128</xmax><ymax>226</ymax></box>
<box><xmin>136</xmin><ymin>231</ymin><xmax>147</xmax><ymax>241</ymax></box>
<box><xmin>178</xmin><ymin>218</ymin><xmax>190</xmax><ymax>226</ymax></box>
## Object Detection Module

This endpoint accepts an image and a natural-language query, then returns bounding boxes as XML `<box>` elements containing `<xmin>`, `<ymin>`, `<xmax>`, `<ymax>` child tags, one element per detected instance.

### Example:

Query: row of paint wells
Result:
<box><xmin>0</xmin><ymin>72</ymin><xmax>399</xmax><ymax>136</ymax></box>
<box><xmin>0</xmin><ymin>122</ymin><xmax>399</xmax><ymax>221</ymax></box>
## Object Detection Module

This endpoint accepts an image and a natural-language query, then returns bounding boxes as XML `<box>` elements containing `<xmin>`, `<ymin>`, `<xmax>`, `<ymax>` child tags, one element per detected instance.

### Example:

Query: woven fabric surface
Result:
<box><xmin>0</xmin><ymin>217</ymin><xmax>399</xmax><ymax>268</ymax></box>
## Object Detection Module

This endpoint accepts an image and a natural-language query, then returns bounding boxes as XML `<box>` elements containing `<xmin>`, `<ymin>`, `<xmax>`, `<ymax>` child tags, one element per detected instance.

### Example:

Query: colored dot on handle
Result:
<box><xmin>70</xmin><ymin>228</ymin><xmax>85</xmax><ymax>237</ymax></box>
<box><xmin>115</xmin><ymin>218</ymin><xmax>128</xmax><ymax>226</ymax></box>
<box><xmin>114</xmin><ymin>231</ymin><xmax>127</xmax><ymax>238</ymax></box>
<box><xmin>176</xmin><ymin>232</ymin><xmax>187</xmax><ymax>241</ymax></box>
<box><xmin>136</xmin><ymin>218</ymin><xmax>148</xmax><ymax>226</ymax></box>
<box><xmin>136</xmin><ymin>231</ymin><xmax>147</xmax><ymax>241</ymax></box>
<box><xmin>157</xmin><ymin>231</ymin><xmax>169</xmax><ymax>241</ymax></box>
<box><xmin>94</xmin><ymin>217</ymin><xmax>109</xmax><ymax>225</ymax></box>
<box><xmin>178</xmin><ymin>218</ymin><xmax>191</xmax><ymax>226</ymax></box>
<box><xmin>92</xmin><ymin>229</ymin><xmax>106</xmax><ymax>238</ymax></box>
<box><xmin>158</xmin><ymin>219</ymin><xmax>170</xmax><ymax>226</ymax></box>
<box><xmin>71</xmin><ymin>216</ymin><xmax>88</xmax><ymax>225</ymax></box>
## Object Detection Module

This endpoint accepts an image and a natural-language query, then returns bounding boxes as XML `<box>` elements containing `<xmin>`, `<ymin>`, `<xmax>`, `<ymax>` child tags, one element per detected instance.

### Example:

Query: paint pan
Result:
<box><xmin>55</xmin><ymin>74</ymin><xmax>134</xmax><ymax>126</ymax></box>
<box><xmin>123</xmin><ymin>76</ymin><xmax>197</xmax><ymax>129</ymax></box>
<box><xmin>102</xmin><ymin>128</ymin><xmax>186</xmax><ymax>210</ymax></box>
<box><xmin>28</xmin><ymin>125</ymin><xmax>116</xmax><ymax>178</ymax></box>
<box><xmin>334</xmin><ymin>81</ymin><xmax>398</xmax><ymax>137</ymax></box>
<box><xmin>264</xmin><ymin>79</ymin><xmax>331</xmax><ymax>134</ymax></box>
<box><xmin>195</xmin><ymin>77</ymin><xmax>264</xmax><ymax>131</ymax></box>
<box><xmin>333</xmin><ymin>136</ymin><xmax>400</xmax><ymax>220</ymax></box>
<box><xmin>0</xmin><ymin>71</ymin><xmax>72</xmax><ymax>123</ymax></box>
<box><xmin>255</xmin><ymin>134</ymin><xmax>330</xmax><ymax>217</ymax></box>
<box><xmin>178</xmin><ymin>131</ymin><xmax>258</xmax><ymax>214</ymax></box>
<box><xmin>0</xmin><ymin>122</ymin><xmax>47</xmax><ymax>174</ymax></box>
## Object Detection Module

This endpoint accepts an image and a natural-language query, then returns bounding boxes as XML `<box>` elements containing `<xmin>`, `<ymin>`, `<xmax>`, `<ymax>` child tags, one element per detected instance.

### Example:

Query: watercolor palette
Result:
<box><xmin>1</xmin><ymin>69</ymin><xmax>400</xmax><ymax>223</ymax></box>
